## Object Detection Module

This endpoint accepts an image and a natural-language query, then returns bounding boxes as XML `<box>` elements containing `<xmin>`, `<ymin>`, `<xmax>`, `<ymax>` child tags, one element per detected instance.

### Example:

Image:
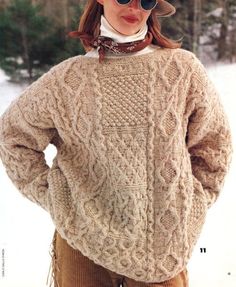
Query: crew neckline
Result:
<box><xmin>79</xmin><ymin>46</ymin><xmax>170</xmax><ymax>65</ymax></box>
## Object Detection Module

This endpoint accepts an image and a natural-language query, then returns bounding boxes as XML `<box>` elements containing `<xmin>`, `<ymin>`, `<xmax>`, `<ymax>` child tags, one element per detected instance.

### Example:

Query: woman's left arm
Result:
<box><xmin>185</xmin><ymin>58</ymin><xmax>233</xmax><ymax>208</ymax></box>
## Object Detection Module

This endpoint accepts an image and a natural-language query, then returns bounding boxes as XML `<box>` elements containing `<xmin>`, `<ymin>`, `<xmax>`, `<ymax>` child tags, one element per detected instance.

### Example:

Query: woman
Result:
<box><xmin>0</xmin><ymin>0</ymin><xmax>233</xmax><ymax>287</ymax></box>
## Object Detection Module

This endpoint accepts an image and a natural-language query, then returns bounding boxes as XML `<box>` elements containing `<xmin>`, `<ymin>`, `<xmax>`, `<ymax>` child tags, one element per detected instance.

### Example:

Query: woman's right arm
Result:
<box><xmin>0</xmin><ymin>67</ymin><xmax>60</xmax><ymax>212</ymax></box>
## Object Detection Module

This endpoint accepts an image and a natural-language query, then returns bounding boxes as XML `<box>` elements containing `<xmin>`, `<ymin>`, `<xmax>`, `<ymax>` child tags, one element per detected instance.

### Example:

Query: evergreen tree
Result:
<box><xmin>0</xmin><ymin>1</ymin><xmax>84</xmax><ymax>81</ymax></box>
<box><xmin>161</xmin><ymin>0</ymin><xmax>202</xmax><ymax>55</ymax></box>
<box><xmin>227</xmin><ymin>0</ymin><xmax>236</xmax><ymax>62</ymax></box>
<box><xmin>0</xmin><ymin>0</ymin><xmax>53</xmax><ymax>81</ymax></box>
<box><xmin>50</xmin><ymin>4</ymin><xmax>85</xmax><ymax>63</ymax></box>
<box><xmin>200</xmin><ymin>0</ymin><xmax>236</xmax><ymax>62</ymax></box>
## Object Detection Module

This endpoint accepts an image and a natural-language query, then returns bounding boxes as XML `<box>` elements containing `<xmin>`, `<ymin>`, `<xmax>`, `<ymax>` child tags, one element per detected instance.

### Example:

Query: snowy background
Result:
<box><xmin>0</xmin><ymin>61</ymin><xmax>235</xmax><ymax>287</ymax></box>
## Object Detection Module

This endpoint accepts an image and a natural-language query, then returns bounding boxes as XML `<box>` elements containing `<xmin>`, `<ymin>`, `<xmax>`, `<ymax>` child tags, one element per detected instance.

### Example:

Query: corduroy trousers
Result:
<box><xmin>47</xmin><ymin>229</ymin><xmax>189</xmax><ymax>287</ymax></box>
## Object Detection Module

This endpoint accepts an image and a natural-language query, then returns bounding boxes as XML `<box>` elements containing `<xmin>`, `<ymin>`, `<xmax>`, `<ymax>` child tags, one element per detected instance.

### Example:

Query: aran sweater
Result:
<box><xmin>0</xmin><ymin>48</ymin><xmax>233</xmax><ymax>283</ymax></box>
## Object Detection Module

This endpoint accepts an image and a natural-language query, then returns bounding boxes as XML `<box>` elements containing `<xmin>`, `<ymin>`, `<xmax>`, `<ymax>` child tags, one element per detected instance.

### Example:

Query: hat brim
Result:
<box><xmin>154</xmin><ymin>0</ymin><xmax>176</xmax><ymax>17</ymax></box>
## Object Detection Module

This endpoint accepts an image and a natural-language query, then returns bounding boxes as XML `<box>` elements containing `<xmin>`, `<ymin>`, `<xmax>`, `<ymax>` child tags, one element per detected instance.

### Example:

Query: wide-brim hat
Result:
<box><xmin>154</xmin><ymin>0</ymin><xmax>176</xmax><ymax>17</ymax></box>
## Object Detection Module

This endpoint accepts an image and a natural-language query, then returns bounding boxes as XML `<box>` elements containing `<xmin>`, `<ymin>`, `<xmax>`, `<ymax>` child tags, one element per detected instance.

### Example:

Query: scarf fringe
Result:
<box><xmin>46</xmin><ymin>230</ymin><xmax>61</xmax><ymax>287</ymax></box>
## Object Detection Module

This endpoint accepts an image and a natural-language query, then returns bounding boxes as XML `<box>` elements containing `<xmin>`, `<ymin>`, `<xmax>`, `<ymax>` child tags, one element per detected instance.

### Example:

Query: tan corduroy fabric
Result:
<box><xmin>48</xmin><ymin>229</ymin><xmax>189</xmax><ymax>287</ymax></box>
<box><xmin>0</xmin><ymin>47</ymin><xmax>233</xmax><ymax>283</ymax></box>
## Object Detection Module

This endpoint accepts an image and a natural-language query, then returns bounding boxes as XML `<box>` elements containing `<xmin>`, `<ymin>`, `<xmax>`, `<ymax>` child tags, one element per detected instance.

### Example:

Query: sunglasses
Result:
<box><xmin>115</xmin><ymin>0</ymin><xmax>158</xmax><ymax>11</ymax></box>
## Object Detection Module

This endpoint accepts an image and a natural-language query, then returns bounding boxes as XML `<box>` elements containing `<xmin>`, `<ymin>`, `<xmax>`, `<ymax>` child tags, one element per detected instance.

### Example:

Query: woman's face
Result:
<box><xmin>96</xmin><ymin>0</ymin><xmax>152</xmax><ymax>36</ymax></box>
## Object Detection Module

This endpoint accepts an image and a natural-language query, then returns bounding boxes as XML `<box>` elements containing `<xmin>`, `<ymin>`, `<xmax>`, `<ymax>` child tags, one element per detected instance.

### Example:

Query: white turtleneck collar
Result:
<box><xmin>100</xmin><ymin>14</ymin><xmax>148</xmax><ymax>43</ymax></box>
<box><xmin>84</xmin><ymin>14</ymin><xmax>157</xmax><ymax>58</ymax></box>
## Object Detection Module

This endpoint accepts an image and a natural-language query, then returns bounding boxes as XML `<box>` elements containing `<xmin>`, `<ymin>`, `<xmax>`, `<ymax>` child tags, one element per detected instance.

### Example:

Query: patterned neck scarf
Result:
<box><xmin>68</xmin><ymin>31</ymin><xmax>153</xmax><ymax>63</ymax></box>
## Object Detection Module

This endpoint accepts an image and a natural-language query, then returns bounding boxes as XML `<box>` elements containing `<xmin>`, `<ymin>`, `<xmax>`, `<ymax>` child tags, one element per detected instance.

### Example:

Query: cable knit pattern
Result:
<box><xmin>0</xmin><ymin>47</ymin><xmax>233</xmax><ymax>283</ymax></box>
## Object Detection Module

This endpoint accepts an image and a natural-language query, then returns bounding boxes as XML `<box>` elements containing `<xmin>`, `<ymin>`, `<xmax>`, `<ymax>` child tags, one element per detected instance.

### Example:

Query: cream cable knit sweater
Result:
<box><xmin>0</xmin><ymin>48</ymin><xmax>233</xmax><ymax>283</ymax></box>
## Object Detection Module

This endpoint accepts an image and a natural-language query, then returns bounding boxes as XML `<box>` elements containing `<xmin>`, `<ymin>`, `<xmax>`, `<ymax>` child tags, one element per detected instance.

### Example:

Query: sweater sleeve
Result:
<box><xmin>185</xmin><ymin>57</ymin><xmax>233</xmax><ymax>208</ymax></box>
<box><xmin>0</xmin><ymin>67</ymin><xmax>59</xmax><ymax>212</ymax></box>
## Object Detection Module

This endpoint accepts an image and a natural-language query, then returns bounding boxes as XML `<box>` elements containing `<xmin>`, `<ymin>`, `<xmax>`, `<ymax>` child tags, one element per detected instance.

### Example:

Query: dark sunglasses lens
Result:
<box><xmin>116</xmin><ymin>0</ymin><xmax>157</xmax><ymax>10</ymax></box>
<box><xmin>141</xmin><ymin>0</ymin><xmax>157</xmax><ymax>10</ymax></box>
<box><xmin>116</xmin><ymin>0</ymin><xmax>131</xmax><ymax>4</ymax></box>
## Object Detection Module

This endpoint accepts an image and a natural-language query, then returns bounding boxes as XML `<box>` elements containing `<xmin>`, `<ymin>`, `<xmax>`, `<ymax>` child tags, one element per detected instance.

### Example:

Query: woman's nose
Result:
<box><xmin>128</xmin><ymin>0</ymin><xmax>140</xmax><ymax>9</ymax></box>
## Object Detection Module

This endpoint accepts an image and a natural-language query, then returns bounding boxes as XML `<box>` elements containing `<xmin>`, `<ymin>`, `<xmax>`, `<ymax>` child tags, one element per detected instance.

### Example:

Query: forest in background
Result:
<box><xmin>0</xmin><ymin>0</ymin><xmax>235</xmax><ymax>82</ymax></box>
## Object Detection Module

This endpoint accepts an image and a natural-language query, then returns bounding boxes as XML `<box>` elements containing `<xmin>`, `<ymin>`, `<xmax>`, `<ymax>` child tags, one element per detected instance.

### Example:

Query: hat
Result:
<box><xmin>154</xmin><ymin>0</ymin><xmax>176</xmax><ymax>17</ymax></box>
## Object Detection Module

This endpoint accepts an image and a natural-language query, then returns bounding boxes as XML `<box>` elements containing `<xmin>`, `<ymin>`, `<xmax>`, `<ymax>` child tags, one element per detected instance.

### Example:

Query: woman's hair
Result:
<box><xmin>78</xmin><ymin>0</ymin><xmax>181</xmax><ymax>51</ymax></box>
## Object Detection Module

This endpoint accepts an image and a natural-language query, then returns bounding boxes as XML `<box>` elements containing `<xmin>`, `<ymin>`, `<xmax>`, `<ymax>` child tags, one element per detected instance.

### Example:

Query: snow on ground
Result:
<box><xmin>0</xmin><ymin>61</ymin><xmax>236</xmax><ymax>287</ymax></box>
